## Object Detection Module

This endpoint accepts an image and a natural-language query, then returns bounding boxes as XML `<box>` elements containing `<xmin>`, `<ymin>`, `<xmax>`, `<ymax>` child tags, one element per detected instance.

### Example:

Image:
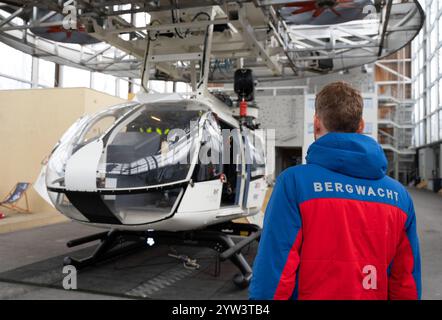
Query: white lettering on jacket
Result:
<box><xmin>312</xmin><ymin>182</ymin><xmax>400</xmax><ymax>203</ymax></box>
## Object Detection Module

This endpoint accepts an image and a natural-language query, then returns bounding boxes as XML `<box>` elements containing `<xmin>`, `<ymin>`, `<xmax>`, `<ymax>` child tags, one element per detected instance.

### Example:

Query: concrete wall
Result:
<box><xmin>256</xmin><ymin>95</ymin><xmax>304</xmax><ymax>148</ymax></box>
<box><xmin>255</xmin><ymin>67</ymin><xmax>375</xmax><ymax>165</ymax></box>
<box><xmin>306</xmin><ymin>67</ymin><xmax>375</xmax><ymax>94</ymax></box>
<box><xmin>0</xmin><ymin>88</ymin><xmax>126</xmax><ymax>213</ymax></box>
<box><xmin>255</xmin><ymin>66</ymin><xmax>375</xmax><ymax>150</ymax></box>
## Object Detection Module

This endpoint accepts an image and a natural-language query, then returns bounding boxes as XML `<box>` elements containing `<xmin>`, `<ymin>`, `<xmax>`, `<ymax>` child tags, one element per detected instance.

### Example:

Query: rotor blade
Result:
<box><xmin>330</xmin><ymin>7</ymin><xmax>342</xmax><ymax>16</ymax></box>
<box><xmin>337</xmin><ymin>3</ymin><xmax>357</xmax><ymax>8</ymax></box>
<box><xmin>285</xmin><ymin>1</ymin><xmax>317</xmax><ymax>8</ymax></box>
<box><xmin>312</xmin><ymin>7</ymin><xmax>325</xmax><ymax>18</ymax></box>
<box><xmin>336</xmin><ymin>0</ymin><xmax>357</xmax><ymax>8</ymax></box>
<box><xmin>291</xmin><ymin>6</ymin><xmax>316</xmax><ymax>15</ymax></box>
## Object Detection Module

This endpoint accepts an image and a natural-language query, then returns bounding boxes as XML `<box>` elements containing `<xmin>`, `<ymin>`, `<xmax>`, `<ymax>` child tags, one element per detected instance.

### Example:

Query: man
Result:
<box><xmin>249</xmin><ymin>81</ymin><xmax>421</xmax><ymax>300</ymax></box>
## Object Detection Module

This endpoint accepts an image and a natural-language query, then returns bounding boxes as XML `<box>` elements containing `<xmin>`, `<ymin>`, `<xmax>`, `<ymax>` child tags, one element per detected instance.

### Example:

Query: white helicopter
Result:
<box><xmin>27</xmin><ymin>0</ymin><xmax>424</xmax><ymax>288</ymax></box>
<box><xmin>39</xmin><ymin>69</ymin><xmax>267</xmax><ymax>288</ymax></box>
<box><xmin>44</xmin><ymin>71</ymin><xmax>268</xmax><ymax>233</ymax></box>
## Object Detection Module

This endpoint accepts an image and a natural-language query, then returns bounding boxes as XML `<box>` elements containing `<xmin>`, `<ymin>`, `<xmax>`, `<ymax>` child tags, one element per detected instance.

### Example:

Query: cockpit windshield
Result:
<box><xmin>46</xmin><ymin>101</ymin><xmax>205</xmax><ymax>191</ymax></box>
<box><xmin>46</xmin><ymin>102</ymin><xmax>138</xmax><ymax>189</ymax></box>
<box><xmin>97</xmin><ymin>104</ymin><xmax>203</xmax><ymax>189</ymax></box>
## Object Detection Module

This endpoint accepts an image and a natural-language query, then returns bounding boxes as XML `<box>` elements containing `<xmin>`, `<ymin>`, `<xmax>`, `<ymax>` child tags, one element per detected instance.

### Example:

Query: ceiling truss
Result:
<box><xmin>0</xmin><ymin>0</ymin><xmax>425</xmax><ymax>83</ymax></box>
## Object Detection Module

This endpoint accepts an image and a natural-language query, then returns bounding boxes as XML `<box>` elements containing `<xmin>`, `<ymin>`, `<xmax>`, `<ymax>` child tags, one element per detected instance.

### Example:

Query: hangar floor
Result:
<box><xmin>0</xmin><ymin>188</ymin><xmax>440</xmax><ymax>300</ymax></box>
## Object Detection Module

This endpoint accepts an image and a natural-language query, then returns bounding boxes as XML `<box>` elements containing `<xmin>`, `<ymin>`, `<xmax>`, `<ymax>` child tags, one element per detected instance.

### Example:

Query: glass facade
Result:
<box><xmin>0</xmin><ymin>43</ymin><xmax>191</xmax><ymax>98</ymax></box>
<box><xmin>412</xmin><ymin>0</ymin><xmax>442</xmax><ymax>146</ymax></box>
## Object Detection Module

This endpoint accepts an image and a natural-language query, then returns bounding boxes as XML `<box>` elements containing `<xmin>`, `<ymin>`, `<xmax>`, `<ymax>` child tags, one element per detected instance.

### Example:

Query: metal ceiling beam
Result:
<box><xmin>238</xmin><ymin>6</ymin><xmax>282</xmax><ymax>76</ymax></box>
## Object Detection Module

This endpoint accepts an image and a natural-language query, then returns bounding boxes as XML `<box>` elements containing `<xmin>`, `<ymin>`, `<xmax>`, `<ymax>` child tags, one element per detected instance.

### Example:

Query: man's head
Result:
<box><xmin>314</xmin><ymin>81</ymin><xmax>365</xmax><ymax>140</ymax></box>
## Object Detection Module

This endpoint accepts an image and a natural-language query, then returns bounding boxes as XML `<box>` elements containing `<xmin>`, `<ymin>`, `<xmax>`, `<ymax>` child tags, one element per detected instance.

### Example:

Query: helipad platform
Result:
<box><xmin>0</xmin><ymin>222</ymin><xmax>256</xmax><ymax>300</ymax></box>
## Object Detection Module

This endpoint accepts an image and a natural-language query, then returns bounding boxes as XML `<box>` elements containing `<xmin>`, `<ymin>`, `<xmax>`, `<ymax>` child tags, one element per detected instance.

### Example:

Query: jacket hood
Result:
<box><xmin>306</xmin><ymin>133</ymin><xmax>387</xmax><ymax>180</ymax></box>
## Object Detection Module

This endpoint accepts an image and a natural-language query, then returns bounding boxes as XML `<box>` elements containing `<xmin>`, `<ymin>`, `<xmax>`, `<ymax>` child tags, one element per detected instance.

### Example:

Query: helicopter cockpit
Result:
<box><xmin>45</xmin><ymin>99</ymin><xmax>266</xmax><ymax>228</ymax></box>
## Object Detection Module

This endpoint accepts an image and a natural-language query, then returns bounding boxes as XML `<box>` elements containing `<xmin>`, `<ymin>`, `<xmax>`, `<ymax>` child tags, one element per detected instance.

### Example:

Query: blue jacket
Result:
<box><xmin>249</xmin><ymin>133</ymin><xmax>421</xmax><ymax>300</ymax></box>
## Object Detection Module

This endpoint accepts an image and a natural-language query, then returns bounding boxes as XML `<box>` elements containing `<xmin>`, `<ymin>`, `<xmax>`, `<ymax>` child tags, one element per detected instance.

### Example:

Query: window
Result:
<box><xmin>430</xmin><ymin>55</ymin><xmax>438</xmax><ymax>84</ymax></box>
<box><xmin>0</xmin><ymin>42</ymin><xmax>32</xmax><ymax>81</ymax></box>
<box><xmin>244</xmin><ymin>129</ymin><xmax>266</xmax><ymax>179</ymax></box>
<box><xmin>82</xmin><ymin>115</ymin><xmax>117</xmax><ymax>144</ymax></box>
<box><xmin>38</xmin><ymin>59</ymin><xmax>55</xmax><ymax>87</ymax></box>
<box><xmin>431</xmin><ymin>113</ymin><xmax>439</xmax><ymax>142</ymax></box>
<box><xmin>431</xmin><ymin>84</ymin><xmax>439</xmax><ymax>113</ymax></box>
<box><xmin>62</xmin><ymin>66</ymin><xmax>90</xmax><ymax>88</ymax></box>
<box><xmin>364</xmin><ymin>98</ymin><xmax>373</xmax><ymax>109</ymax></box>
<box><xmin>195</xmin><ymin>113</ymin><xmax>223</xmax><ymax>182</ymax></box>
<box><xmin>176</xmin><ymin>82</ymin><xmax>191</xmax><ymax>93</ymax></box>
<box><xmin>0</xmin><ymin>77</ymin><xmax>30</xmax><ymax>90</ymax></box>
<box><xmin>364</xmin><ymin>122</ymin><xmax>374</xmax><ymax>135</ymax></box>
<box><xmin>307</xmin><ymin>98</ymin><xmax>315</xmax><ymax>110</ymax></box>
<box><xmin>420</xmin><ymin>98</ymin><xmax>425</xmax><ymax>121</ymax></box>
<box><xmin>92</xmin><ymin>72</ymin><xmax>116</xmax><ymax>95</ymax></box>
<box><xmin>420</xmin><ymin>122</ymin><xmax>425</xmax><ymax>146</ymax></box>
<box><xmin>101</xmin><ymin>104</ymin><xmax>202</xmax><ymax>187</ymax></box>
<box><xmin>149</xmin><ymin>80</ymin><xmax>166</xmax><ymax>93</ymax></box>
<box><xmin>118</xmin><ymin>79</ymin><xmax>129</xmax><ymax>99</ymax></box>
<box><xmin>440</xmin><ymin>110</ymin><xmax>442</xmax><ymax>140</ymax></box>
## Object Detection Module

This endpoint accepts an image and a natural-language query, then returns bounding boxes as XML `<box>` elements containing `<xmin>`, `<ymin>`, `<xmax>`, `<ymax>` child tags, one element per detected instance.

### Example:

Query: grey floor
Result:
<box><xmin>408</xmin><ymin>188</ymin><xmax>442</xmax><ymax>300</ymax></box>
<box><xmin>0</xmin><ymin>188</ymin><xmax>440</xmax><ymax>300</ymax></box>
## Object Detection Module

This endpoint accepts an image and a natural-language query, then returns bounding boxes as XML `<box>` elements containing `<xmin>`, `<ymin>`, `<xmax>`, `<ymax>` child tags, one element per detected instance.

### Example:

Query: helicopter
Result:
<box><xmin>36</xmin><ymin>69</ymin><xmax>268</xmax><ymax>288</ymax></box>
<box><xmin>24</xmin><ymin>0</ymin><xmax>424</xmax><ymax>288</ymax></box>
<box><xmin>44</xmin><ymin>70</ymin><xmax>269</xmax><ymax>233</ymax></box>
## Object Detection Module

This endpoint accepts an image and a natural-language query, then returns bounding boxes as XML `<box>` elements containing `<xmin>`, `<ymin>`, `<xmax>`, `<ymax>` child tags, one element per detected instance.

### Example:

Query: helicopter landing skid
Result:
<box><xmin>63</xmin><ymin>222</ymin><xmax>261</xmax><ymax>289</ymax></box>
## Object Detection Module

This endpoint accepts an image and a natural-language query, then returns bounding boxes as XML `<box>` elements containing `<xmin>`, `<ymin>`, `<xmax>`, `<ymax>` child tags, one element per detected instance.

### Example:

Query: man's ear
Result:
<box><xmin>314</xmin><ymin>114</ymin><xmax>323</xmax><ymax>139</ymax></box>
<box><xmin>357</xmin><ymin>118</ymin><xmax>365</xmax><ymax>134</ymax></box>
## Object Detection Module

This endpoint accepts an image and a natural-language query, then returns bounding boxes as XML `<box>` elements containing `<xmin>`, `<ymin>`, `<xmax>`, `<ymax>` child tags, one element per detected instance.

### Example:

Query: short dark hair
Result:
<box><xmin>315</xmin><ymin>81</ymin><xmax>363</xmax><ymax>133</ymax></box>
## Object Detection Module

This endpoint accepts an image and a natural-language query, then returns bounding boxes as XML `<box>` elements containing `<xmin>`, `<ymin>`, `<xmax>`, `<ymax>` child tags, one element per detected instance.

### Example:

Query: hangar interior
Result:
<box><xmin>0</xmin><ymin>0</ymin><xmax>440</xmax><ymax>300</ymax></box>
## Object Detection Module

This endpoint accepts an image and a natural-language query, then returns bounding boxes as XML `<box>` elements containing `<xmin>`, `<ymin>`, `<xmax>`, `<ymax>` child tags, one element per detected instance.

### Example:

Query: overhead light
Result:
<box><xmin>151</xmin><ymin>116</ymin><xmax>161</xmax><ymax>122</ymax></box>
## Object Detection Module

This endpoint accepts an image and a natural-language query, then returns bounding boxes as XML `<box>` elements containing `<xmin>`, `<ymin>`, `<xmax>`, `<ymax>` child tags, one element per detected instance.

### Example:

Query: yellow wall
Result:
<box><xmin>0</xmin><ymin>88</ymin><xmax>126</xmax><ymax>213</ymax></box>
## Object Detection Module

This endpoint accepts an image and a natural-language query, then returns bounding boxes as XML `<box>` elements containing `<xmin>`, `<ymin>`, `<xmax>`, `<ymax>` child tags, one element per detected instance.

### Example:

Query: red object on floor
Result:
<box><xmin>0</xmin><ymin>212</ymin><xmax>5</xmax><ymax>219</ymax></box>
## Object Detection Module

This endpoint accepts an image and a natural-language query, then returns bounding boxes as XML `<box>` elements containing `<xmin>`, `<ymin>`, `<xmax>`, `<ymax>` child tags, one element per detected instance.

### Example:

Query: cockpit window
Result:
<box><xmin>194</xmin><ymin>113</ymin><xmax>223</xmax><ymax>182</ymax></box>
<box><xmin>98</xmin><ymin>104</ymin><xmax>203</xmax><ymax>188</ymax></box>
<box><xmin>244</xmin><ymin>129</ymin><xmax>266</xmax><ymax>178</ymax></box>
<box><xmin>46</xmin><ymin>102</ymin><xmax>138</xmax><ymax>189</ymax></box>
<box><xmin>81</xmin><ymin>115</ymin><xmax>117</xmax><ymax>144</ymax></box>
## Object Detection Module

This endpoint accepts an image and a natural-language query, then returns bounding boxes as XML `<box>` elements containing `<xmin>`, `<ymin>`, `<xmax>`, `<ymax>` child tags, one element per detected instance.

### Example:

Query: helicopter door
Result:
<box><xmin>243</xmin><ymin>130</ymin><xmax>267</xmax><ymax>210</ymax></box>
<box><xmin>220</xmin><ymin>127</ymin><xmax>244</xmax><ymax>207</ymax></box>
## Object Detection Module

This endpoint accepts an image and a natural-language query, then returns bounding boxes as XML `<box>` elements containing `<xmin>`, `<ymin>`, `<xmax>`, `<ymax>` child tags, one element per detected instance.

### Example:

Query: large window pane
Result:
<box><xmin>431</xmin><ymin>84</ymin><xmax>439</xmax><ymax>112</ymax></box>
<box><xmin>92</xmin><ymin>72</ymin><xmax>115</xmax><ymax>96</ymax></box>
<box><xmin>38</xmin><ymin>59</ymin><xmax>55</xmax><ymax>87</ymax></box>
<box><xmin>440</xmin><ymin>111</ymin><xmax>442</xmax><ymax>140</ymax></box>
<box><xmin>431</xmin><ymin>113</ymin><xmax>439</xmax><ymax>142</ymax></box>
<box><xmin>176</xmin><ymin>82</ymin><xmax>191</xmax><ymax>93</ymax></box>
<box><xmin>0</xmin><ymin>42</ymin><xmax>32</xmax><ymax>81</ymax></box>
<box><xmin>118</xmin><ymin>79</ymin><xmax>129</xmax><ymax>99</ymax></box>
<box><xmin>149</xmin><ymin>80</ymin><xmax>166</xmax><ymax>93</ymax></box>
<box><xmin>0</xmin><ymin>76</ymin><xmax>31</xmax><ymax>90</ymax></box>
<box><xmin>62</xmin><ymin>66</ymin><xmax>90</xmax><ymax>88</ymax></box>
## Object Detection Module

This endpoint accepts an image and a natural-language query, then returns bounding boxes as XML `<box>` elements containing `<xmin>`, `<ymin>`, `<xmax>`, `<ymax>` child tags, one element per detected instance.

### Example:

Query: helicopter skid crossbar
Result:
<box><xmin>63</xmin><ymin>222</ymin><xmax>261</xmax><ymax>289</ymax></box>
